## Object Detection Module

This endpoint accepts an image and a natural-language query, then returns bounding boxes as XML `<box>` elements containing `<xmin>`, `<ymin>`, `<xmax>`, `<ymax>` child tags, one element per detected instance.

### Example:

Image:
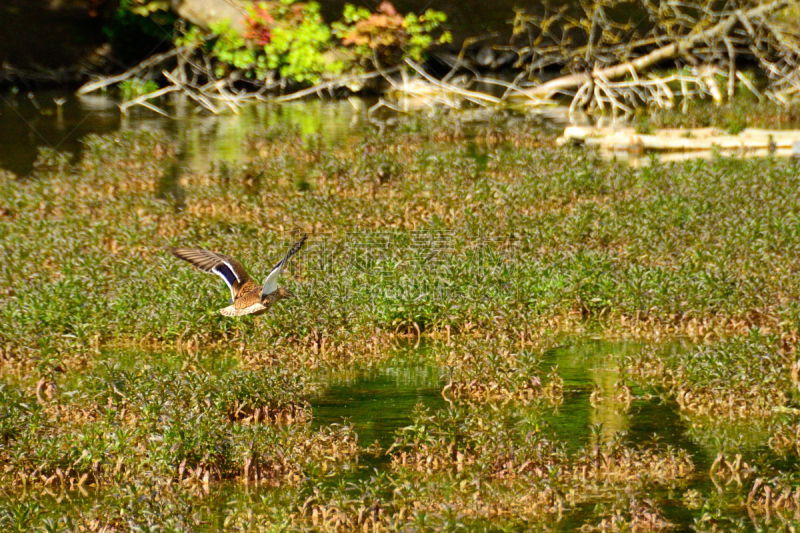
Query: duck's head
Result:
<box><xmin>276</xmin><ymin>286</ymin><xmax>295</xmax><ymax>300</ymax></box>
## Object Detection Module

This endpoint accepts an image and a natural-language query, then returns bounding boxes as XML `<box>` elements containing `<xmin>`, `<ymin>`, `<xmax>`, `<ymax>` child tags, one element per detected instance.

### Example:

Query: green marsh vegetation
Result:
<box><xmin>2</xmin><ymin>112</ymin><xmax>800</xmax><ymax>530</ymax></box>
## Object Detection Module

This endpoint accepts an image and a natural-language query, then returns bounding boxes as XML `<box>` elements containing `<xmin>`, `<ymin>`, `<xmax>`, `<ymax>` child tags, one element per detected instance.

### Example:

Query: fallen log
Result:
<box><xmin>560</xmin><ymin>125</ymin><xmax>800</xmax><ymax>153</ymax></box>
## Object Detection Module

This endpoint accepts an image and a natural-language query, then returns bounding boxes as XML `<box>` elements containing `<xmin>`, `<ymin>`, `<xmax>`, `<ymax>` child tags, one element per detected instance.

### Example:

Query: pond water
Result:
<box><xmin>305</xmin><ymin>340</ymin><xmax>766</xmax><ymax>532</ymax></box>
<box><xmin>4</xmin><ymin>88</ymin><xmax>795</xmax><ymax>180</ymax></box>
<box><xmin>313</xmin><ymin>364</ymin><xmax>445</xmax><ymax>452</ymax></box>
<box><xmin>1</xmin><ymin>89</ymin><xmax>790</xmax><ymax>530</ymax></box>
<box><xmin>0</xmin><ymin>86</ymin><xmax>581</xmax><ymax>177</ymax></box>
<box><xmin>0</xmin><ymin>89</ymin><xmax>378</xmax><ymax>176</ymax></box>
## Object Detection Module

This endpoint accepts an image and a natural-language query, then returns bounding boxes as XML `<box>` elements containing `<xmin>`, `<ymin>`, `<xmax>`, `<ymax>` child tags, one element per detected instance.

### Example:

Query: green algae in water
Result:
<box><xmin>312</xmin><ymin>364</ymin><xmax>445</xmax><ymax>458</ymax></box>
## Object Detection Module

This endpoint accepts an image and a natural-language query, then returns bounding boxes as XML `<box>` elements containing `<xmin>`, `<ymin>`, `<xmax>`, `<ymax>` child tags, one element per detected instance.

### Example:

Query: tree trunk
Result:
<box><xmin>170</xmin><ymin>0</ymin><xmax>249</xmax><ymax>31</ymax></box>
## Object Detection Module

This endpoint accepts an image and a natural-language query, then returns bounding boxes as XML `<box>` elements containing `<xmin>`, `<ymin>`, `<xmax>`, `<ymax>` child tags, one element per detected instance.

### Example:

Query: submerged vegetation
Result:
<box><xmin>2</xmin><ymin>114</ymin><xmax>800</xmax><ymax>530</ymax></box>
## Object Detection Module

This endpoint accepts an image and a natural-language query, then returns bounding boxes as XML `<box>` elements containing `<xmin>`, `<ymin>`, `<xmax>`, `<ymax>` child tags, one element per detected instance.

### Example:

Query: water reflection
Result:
<box><xmin>0</xmin><ymin>89</ymin><xmax>375</xmax><ymax>176</ymax></box>
<box><xmin>542</xmin><ymin>341</ymin><xmax>696</xmax><ymax>452</ymax></box>
<box><xmin>0</xmin><ymin>90</ymin><xmax>119</xmax><ymax>175</ymax></box>
<box><xmin>312</xmin><ymin>364</ymin><xmax>444</xmax><ymax>452</ymax></box>
<box><xmin>5</xmin><ymin>88</ymin><xmax>787</xmax><ymax>177</ymax></box>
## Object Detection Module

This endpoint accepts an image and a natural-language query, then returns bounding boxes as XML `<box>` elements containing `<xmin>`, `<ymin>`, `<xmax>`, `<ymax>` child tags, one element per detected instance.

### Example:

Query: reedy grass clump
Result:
<box><xmin>0</xmin><ymin>358</ymin><xmax>361</xmax><ymax>489</ymax></box>
<box><xmin>771</xmin><ymin>422</ymin><xmax>800</xmax><ymax>456</ymax></box>
<box><xmin>439</xmin><ymin>337</ymin><xmax>563</xmax><ymax>405</ymax></box>
<box><xmin>388</xmin><ymin>405</ymin><xmax>566</xmax><ymax>477</ymax></box>
<box><xmin>389</xmin><ymin>405</ymin><xmax>692</xmax><ymax>491</ymax></box>
<box><xmin>746</xmin><ymin>474</ymin><xmax>800</xmax><ymax>526</ymax></box>
<box><xmin>273</xmin><ymin>402</ymin><xmax>692</xmax><ymax>530</ymax></box>
<box><xmin>628</xmin><ymin>333</ymin><xmax>793</xmax><ymax>420</ymax></box>
<box><xmin>582</xmin><ymin>498</ymin><xmax>673</xmax><ymax>532</ymax></box>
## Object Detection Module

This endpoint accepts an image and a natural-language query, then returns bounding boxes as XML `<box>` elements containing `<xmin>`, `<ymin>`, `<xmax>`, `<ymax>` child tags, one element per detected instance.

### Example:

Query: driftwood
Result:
<box><xmin>93</xmin><ymin>34</ymin><xmax>535</xmax><ymax>117</ymax></box>
<box><xmin>510</xmin><ymin>0</ymin><xmax>800</xmax><ymax>114</ymax></box>
<box><xmin>77</xmin><ymin>47</ymin><xmax>192</xmax><ymax>95</ymax></box>
<box><xmin>560</xmin><ymin>125</ymin><xmax>800</xmax><ymax>153</ymax></box>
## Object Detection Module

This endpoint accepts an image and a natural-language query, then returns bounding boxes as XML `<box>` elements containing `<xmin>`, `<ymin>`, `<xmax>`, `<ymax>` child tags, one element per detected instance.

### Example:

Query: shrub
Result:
<box><xmin>333</xmin><ymin>1</ymin><xmax>451</xmax><ymax>68</ymax></box>
<box><xmin>178</xmin><ymin>0</ymin><xmax>449</xmax><ymax>85</ymax></box>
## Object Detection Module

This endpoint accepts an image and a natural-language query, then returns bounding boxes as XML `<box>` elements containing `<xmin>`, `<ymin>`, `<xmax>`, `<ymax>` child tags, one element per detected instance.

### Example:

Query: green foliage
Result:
<box><xmin>634</xmin><ymin>114</ymin><xmax>654</xmax><ymax>134</ymax></box>
<box><xmin>332</xmin><ymin>2</ymin><xmax>451</xmax><ymax>67</ymax></box>
<box><xmin>262</xmin><ymin>1</ymin><xmax>343</xmax><ymax>84</ymax></box>
<box><xmin>403</xmin><ymin>9</ymin><xmax>451</xmax><ymax>61</ymax></box>
<box><xmin>126</xmin><ymin>0</ymin><xmax>170</xmax><ymax>16</ymax></box>
<box><xmin>209</xmin><ymin>19</ymin><xmax>259</xmax><ymax>76</ymax></box>
<box><xmin>119</xmin><ymin>78</ymin><xmax>160</xmax><ymax>101</ymax></box>
<box><xmin>175</xmin><ymin>0</ymin><xmax>448</xmax><ymax>85</ymax></box>
<box><xmin>205</xmin><ymin>1</ymin><xmax>342</xmax><ymax>83</ymax></box>
<box><xmin>174</xmin><ymin>24</ymin><xmax>207</xmax><ymax>48</ymax></box>
<box><xmin>726</xmin><ymin>116</ymin><xmax>747</xmax><ymax>134</ymax></box>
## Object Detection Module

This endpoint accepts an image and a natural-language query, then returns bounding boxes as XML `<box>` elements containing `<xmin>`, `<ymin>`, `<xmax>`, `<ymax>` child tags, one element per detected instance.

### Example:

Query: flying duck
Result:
<box><xmin>170</xmin><ymin>235</ymin><xmax>307</xmax><ymax>317</ymax></box>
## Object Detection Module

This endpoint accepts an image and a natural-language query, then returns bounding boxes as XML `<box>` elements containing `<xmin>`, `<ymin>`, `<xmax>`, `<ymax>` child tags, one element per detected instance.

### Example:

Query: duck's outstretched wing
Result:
<box><xmin>170</xmin><ymin>248</ymin><xmax>251</xmax><ymax>300</ymax></box>
<box><xmin>261</xmin><ymin>235</ymin><xmax>308</xmax><ymax>297</ymax></box>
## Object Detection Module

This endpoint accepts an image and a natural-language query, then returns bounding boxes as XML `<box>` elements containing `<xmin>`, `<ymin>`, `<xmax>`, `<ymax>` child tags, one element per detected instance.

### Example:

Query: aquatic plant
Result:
<box><xmin>628</xmin><ymin>334</ymin><xmax>793</xmax><ymax>420</ymax></box>
<box><xmin>2</xmin><ymin>116</ymin><xmax>800</xmax><ymax>530</ymax></box>
<box><xmin>0</xmin><ymin>356</ymin><xmax>362</xmax><ymax>489</ymax></box>
<box><xmin>439</xmin><ymin>337</ymin><xmax>561</xmax><ymax>405</ymax></box>
<box><xmin>583</xmin><ymin>498</ymin><xmax>673</xmax><ymax>532</ymax></box>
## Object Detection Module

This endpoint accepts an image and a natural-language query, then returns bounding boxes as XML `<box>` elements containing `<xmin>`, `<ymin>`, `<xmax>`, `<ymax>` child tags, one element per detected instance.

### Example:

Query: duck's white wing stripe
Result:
<box><xmin>221</xmin><ymin>260</ymin><xmax>242</xmax><ymax>282</ymax></box>
<box><xmin>212</xmin><ymin>265</ymin><xmax>237</xmax><ymax>299</ymax></box>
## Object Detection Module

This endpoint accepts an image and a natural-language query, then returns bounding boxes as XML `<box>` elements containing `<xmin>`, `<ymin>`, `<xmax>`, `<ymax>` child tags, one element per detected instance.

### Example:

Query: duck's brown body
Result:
<box><xmin>218</xmin><ymin>286</ymin><xmax>289</xmax><ymax>317</ymax></box>
<box><xmin>169</xmin><ymin>236</ymin><xmax>306</xmax><ymax>317</ymax></box>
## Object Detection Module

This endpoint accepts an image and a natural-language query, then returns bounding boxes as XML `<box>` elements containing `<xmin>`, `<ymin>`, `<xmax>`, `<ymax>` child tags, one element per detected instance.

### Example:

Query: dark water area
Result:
<box><xmin>0</xmin><ymin>91</ymin><xmax>120</xmax><ymax>176</ymax></box>
<box><xmin>540</xmin><ymin>342</ymin><xmax>707</xmax><ymax>532</ymax></box>
<box><xmin>312</xmin><ymin>364</ymin><xmax>444</xmax><ymax>451</ymax></box>
<box><xmin>541</xmin><ymin>341</ymin><xmax>696</xmax><ymax>454</ymax></box>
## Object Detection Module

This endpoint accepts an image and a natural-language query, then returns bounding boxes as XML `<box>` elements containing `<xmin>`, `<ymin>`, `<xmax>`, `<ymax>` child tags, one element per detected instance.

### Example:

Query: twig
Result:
<box><xmin>162</xmin><ymin>70</ymin><xmax>219</xmax><ymax>114</ymax></box>
<box><xmin>273</xmin><ymin>69</ymin><xmax>399</xmax><ymax>103</ymax></box>
<box><xmin>524</xmin><ymin>0</ymin><xmax>789</xmax><ymax>99</ymax></box>
<box><xmin>404</xmin><ymin>59</ymin><xmax>502</xmax><ymax>105</ymax></box>
<box><xmin>78</xmin><ymin>46</ymin><xmax>191</xmax><ymax>95</ymax></box>
<box><xmin>441</xmin><ymin>35</ymin><xmax>495</xmax><ymax>83</ymax></box>
<box><xmin>119</xmin><ymin>85</ymin><xmax>180</xmax><ymax>115</ymax></box>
